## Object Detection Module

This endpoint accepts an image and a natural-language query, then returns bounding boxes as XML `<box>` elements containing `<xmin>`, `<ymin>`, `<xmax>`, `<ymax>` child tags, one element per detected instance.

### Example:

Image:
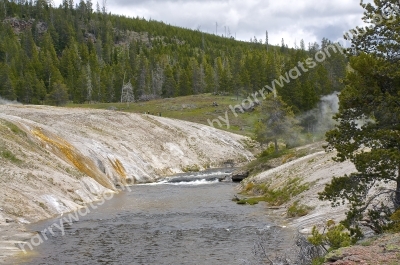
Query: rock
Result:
<box><xmin>5</xmin><ymin>218</ymin><xmax>15</xmax><ymax>223</ymax></box>
<box><xmin>84</xmin><ymin>32</ymin><xmax>97</xmax><ymax>43</ymax></box>
<box><xmin>217</xmin><ymin>176</ymin><xmax>231</xmax><ymax>182</ymax></box>
<box><xmin>231</xmin><ymin>169</ymin><xmax>249</xmax><ymax>182</ymax></box>
<box><xmin>36</xmin><ymin>21</ymin><xmax>48</xmax><ymax>34</ymax></box>
<box><xmin>232</xmin><ymin>195</ymin><xmax>240</xmax><ymax>201</ymax></box>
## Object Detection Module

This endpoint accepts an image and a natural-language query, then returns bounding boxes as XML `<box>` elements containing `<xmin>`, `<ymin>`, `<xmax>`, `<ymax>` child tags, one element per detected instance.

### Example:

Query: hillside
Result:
<box><xmin>0</xmin><ymin>104</ymin><xmax>254</xmax><ymax>262</ymax></box>
<box><xmin>0</xmin><ymin>1</ymin><xmax>346</xmax><ymax>114</ymax></box>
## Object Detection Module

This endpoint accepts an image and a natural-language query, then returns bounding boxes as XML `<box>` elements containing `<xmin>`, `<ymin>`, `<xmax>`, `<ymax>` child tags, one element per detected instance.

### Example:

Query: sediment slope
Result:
<box><xmin>0</xmin><ymin>104</ymin><xmax>253</xmax><ymax>261</ymax></box>
<box><xmin>239</xmin><ymin>143</ymin><xmax>357</xmax><ymax>233</ymax></box>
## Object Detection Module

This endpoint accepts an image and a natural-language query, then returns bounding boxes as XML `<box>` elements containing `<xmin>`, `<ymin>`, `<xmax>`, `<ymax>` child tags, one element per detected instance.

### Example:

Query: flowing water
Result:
<box><xmin>17</xmin><ymin>169</ymin><xmax>294</xmax><ymax>265</ymax></box>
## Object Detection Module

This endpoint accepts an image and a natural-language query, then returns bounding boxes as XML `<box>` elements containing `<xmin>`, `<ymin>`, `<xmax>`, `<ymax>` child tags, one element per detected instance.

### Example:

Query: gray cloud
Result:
<box><xmin>58</xmin><ymin>0</ymin><xmax>365</xmax><ymax>47</ymax></box>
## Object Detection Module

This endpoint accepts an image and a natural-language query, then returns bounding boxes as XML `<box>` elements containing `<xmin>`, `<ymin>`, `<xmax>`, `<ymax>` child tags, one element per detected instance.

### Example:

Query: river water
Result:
<box><xmin>17</xmin><ymin>169</ymin><xmax>294</xmax><ymax>265</ymax></box>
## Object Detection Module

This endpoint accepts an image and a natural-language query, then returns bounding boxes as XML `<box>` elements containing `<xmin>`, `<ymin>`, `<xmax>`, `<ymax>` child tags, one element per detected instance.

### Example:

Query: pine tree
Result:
<box><xmin>257</xmin><ymin>94</ymin><xmax>300</xmax><ymax>153</ymax></box>
<box><xmin>321</xmin><ymin>0</ymin><xmax>400</xmax><ymax>237</ymax></box>
<box><xmin>162</xmin><ymin>65</ymin><xmax>176</xmax><ymax>98</ymax></box>
<box><xmin>0</xmin><ymin>63</ymin><xmax>16</xmax><ymax>100</ymax></box>
<box><xmin>47</xmin><ymin>82</ymin><xmax>69</xmax><ymax>106</ymax></box>
<box><xmin>178</xmin><ymin>68</ymin><xmax>191</xmax><ymax>96</ymax></box>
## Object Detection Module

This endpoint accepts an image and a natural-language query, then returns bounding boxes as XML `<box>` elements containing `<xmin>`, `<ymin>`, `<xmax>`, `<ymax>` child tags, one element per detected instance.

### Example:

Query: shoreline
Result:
<box><xmin>0</xmin><ymin>223</ymin><xmax>36</xmax><ymax>264</ymax></box>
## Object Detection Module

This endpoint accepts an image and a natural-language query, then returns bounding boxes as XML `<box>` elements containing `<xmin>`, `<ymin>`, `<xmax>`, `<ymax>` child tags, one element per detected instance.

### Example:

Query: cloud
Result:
<box><xmin>55</xmin><ymin>0</ymin><xmax>365</xmax><ymax>47</ymax></box>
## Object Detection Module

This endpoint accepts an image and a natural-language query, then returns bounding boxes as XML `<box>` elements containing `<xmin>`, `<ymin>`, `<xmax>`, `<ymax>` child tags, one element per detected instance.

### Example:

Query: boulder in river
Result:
<box><xmin>231</xmin><ymin>170</ymin><xmax>249</xmax><ymax>182</ymax></box>
<box><xmin>217</xmin><ymin>175</ymin><xmax>232</xmax><ymax>182</ymax></box>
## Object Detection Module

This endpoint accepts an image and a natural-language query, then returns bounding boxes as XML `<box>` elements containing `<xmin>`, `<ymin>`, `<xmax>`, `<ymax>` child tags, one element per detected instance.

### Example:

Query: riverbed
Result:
<box><xmin>14</xmin><ymin>170</ymin><xmax>293</xmax><ymax>265</ymax></box>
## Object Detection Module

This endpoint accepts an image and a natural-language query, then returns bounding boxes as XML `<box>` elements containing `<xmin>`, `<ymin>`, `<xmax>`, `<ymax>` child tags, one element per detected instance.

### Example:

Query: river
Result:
<box><xmin>16</xmin><ymin>169</ymin><xmax>294</xmax><ymax>265</ymax></box>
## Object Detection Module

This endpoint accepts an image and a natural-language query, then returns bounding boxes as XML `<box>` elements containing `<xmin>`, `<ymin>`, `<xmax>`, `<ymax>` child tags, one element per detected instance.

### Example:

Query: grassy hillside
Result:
<box><xmin>68</xmin><ymin>93</ymin><xmax>261</xmax><ymax>136</ymax></box>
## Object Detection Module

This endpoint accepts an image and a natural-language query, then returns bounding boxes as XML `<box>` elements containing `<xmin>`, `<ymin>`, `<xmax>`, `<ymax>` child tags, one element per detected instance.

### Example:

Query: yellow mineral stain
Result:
<box><xmin>31</xmin><ymin>128</ymin><xmax>114</xmax><ymax>190</ymax></box>
<box><xmin>109</xmin><ymin>158</ymin><xmax>127</xmax><ymax>178</ymax></box>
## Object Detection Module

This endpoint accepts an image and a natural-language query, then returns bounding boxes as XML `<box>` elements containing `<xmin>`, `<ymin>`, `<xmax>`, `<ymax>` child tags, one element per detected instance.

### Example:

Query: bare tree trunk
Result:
<box><xmin>396</xmin><ymin>166</ymin><xmax>400</xmax><ymax>209</ymax></box>
<box><xmin>274</xmin><ymin>138</ymin><xmax>279</xmax><ymax>153</ymax></box>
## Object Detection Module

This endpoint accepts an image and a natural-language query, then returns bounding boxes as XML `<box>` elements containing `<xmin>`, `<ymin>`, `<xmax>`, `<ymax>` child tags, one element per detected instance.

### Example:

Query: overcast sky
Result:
<box><xmin>55</xmin><ymin>0</ymin><xmax>365</xmax><ymax>47</ymax></box>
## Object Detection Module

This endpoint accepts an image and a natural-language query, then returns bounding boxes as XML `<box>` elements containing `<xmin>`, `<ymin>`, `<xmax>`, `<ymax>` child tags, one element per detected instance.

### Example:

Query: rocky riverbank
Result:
<box><xmin>238</xmin><ymin>142</ymin><xmax>357</xmax><ymax>233</ymax></box>
<box><xmin>237</xmin><ymin>142</ymin><xmax>400</xmax><ymax>264</ymax></box>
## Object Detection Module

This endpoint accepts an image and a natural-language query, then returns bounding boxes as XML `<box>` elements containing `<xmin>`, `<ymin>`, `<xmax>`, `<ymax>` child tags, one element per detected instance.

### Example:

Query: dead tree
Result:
<box><xmin>121</xmin><ymin>79</ymin><xmax>134</xmax><ymax>107</ymax></box>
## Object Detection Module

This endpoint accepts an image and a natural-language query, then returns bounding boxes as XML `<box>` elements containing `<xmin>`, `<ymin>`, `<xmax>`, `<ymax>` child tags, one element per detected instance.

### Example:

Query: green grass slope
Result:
<box><xmin>68</xmin><ymin>93</ymin><xmax>261</xmax><ymax>136</ymax></box>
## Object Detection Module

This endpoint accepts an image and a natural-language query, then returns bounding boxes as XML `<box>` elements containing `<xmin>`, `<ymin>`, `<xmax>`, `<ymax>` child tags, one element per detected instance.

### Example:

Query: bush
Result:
<box><xmin>239</xmin><ymin>178</ymin><xmax>310</xmax><ymax>206</ymax></box>
<box><xmin>311</xmin><ymin>257</ymin><xmax>325</xmax><ymax>265</ymax></box>
<box><xmin>181</xmin><ymin>164</ymin><xmax>200</xmax><ymax>172</ymax></box>
<box><xmin>308</xmin><ymin>221</ymin><xmax>352</xmax><ymax>251</ymax></box>
<box><xmin>258</xmin><ymin>144</ymin><xmax>275</xmax><ymax>158</ymax></box>
<box><xmin>243</xmin><ymin>182</ymin><xmax>254</xmax><ymax>193</ymax></box>
<box><xmin>263</xmin><ymin>178</ymin><xmax>310</xmax><ymax>206</ymax></box>
<box><xmin>287</xmin><ymin>201</ymin><xmax>314</xmax><ymax>217</ymax></box>
<box><xmin>389</xmin><ymin>209</ymin><xmax>400</xmax><ymax>232</ymax></box>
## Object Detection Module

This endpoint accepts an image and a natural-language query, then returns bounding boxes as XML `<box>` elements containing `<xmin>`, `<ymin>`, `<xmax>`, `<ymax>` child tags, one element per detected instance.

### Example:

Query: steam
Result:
<box><xmin>0</xmin><ymin>97</ymin><xmax>21</xmax><ymax>105</ymax></box>
<box><xmin>299</xmin><ymin>92</ymin><xmax>339</xmax><ymax>135</ymax></box>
